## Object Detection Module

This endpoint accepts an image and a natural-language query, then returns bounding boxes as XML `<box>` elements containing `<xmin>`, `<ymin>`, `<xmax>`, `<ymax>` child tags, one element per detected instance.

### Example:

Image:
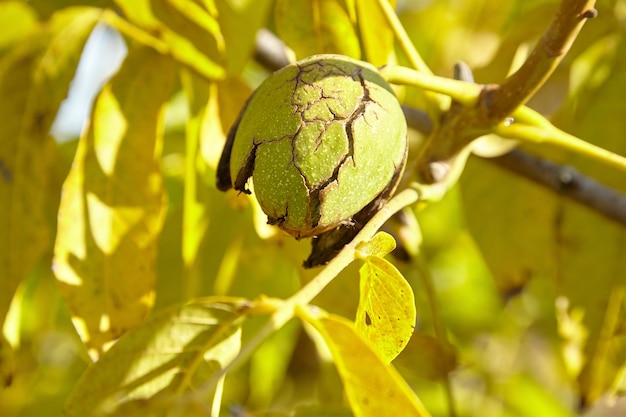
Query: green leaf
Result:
<box><xmin>274</xmin><ymin>0</ymin><xmax>361</xmax><ymax>60</ymax></box>
<box><xmin>63</xmin><ymin>297</ymin><xmax>247</xmax><ymax>416</ymax></box>
<box><xmin>0</xmin><ymin>6</ymin><xmax>99</xmax><ymax>333</ymax></box>
<box><xmin>112</xmin><ymin>0</ymin><xmax>225</xmax><ymax>80</ymax></box>
<box><xmin>355</xmin><ymin>0</ymin><xmax>395</xmax><ymax>66</ymax></box>
<box><xmin>300</xmin><ymin>308</ymin><xmax>431</xmax><ymax>417</ymax></box>
<box><xmin>355</xmin><ymin>231</ymin><xmax>396</xmax><ymax>258</ymax></box>
<box><xmin>53</xmin><ymin>47</ymin><xmax>176</xmax><ymax>358</ymax></box>
<box><xmin>355</xmin><ymin>256</ymin><xmax>416</xmax><ymax>363</ymax></box>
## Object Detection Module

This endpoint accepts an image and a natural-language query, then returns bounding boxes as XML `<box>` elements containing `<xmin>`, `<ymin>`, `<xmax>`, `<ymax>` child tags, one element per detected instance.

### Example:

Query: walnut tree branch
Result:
<box><xmin>486</xmin><ymin>0</ymin><xmax>597</xmax><ymax>120</ymax></box>
<box><xmin>415</xmin><ymin>0</ymin><xmax>597</xmax><ymax>183</ymax></box>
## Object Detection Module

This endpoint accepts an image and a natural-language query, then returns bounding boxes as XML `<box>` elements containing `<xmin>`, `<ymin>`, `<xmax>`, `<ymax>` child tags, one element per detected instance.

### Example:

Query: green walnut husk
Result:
<box><xmin>217</xmin><ymin>54</ymin><xmax>407</xmax><ymax>254</ymax></box>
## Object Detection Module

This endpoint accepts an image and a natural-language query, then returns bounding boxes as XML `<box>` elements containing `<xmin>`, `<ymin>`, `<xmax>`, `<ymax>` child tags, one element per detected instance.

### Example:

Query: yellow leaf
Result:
<box><xmin>63</xmin><ymin>297</ymin><xmax>247</xmax><ymax>416</ymax></box>
<box><xmin>355</xmin><ymin>231</ymin><xmax>396</xmax><ymax>259</ymax></box>
<box><xmin>355</xmin><ymin>256</ymin><xmax>416</xmax><ymax>363</ymax></box>
<box><xmin>300</xmin><ymin>308</ymin><xmax>431</xmax><ymax>417</ymax></box>
<box><xmin>53</xmin><ymin>47</ymin><xmax>176</xmax><ymax>359</ymax></box>
<box><xmin>0</xmin><ymin>7</ymin><xmax>99</xmax><ymax>332</ymax></box>
<box><xmin>275</xmin><ymin>0</ymin><xmax>361</xmax><ymax>60</ymax></box>
<box><xmin>113</xmin><ymin>0</ymin><xmax>225</xmax><ymax>80</ymax></box>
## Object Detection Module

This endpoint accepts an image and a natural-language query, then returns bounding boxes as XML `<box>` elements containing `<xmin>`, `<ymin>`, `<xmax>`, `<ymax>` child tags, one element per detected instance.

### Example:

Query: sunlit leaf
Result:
<box><xmin>112</xmin><ymin>0</ymin><xmax>225</xmax><ymax>80</ymax></box>
<box><xmin>355</xmin><ymin>256</ymin><xmax>416</xmax><ymax>363</ymax></box>
<box><xmin>300</xmin><ymin>309</ymin><xmax>431</xmax><ymax>417</ymax></box>
<box><xmin>63</xmin><ymin>297</ymin><xmax>248</xmax><ymax>416</ymax></box>
<box><xmin>355</xmin><ymin>0</ymin><xmax>395</xmax><ymax>66</ymax></box>
<box><xmin>355</xmin><ymin>231</ymin><xmax>396</xmax><ymax>259</ymax></box>
<box><xmin>274</xmin><ymin>0</ymin><xmax>360</xmax><ymax>60</ymax></box>
<box><xmin>0</xmin><ymin>6</ymin><xmax>99</xmax><ymax>336</ymax></box>
<box><xmin>53</xmin><ymin>47</ymin><xmax>176</xmax><ymax>358</ymax></box>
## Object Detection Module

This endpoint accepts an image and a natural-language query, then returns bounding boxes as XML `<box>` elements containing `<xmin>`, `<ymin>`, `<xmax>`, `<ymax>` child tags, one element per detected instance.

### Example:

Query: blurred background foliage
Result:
<box><xmin>1</xmin><ymin>0</ymin><xmax>625</xmax><ymax>416</ymax></box>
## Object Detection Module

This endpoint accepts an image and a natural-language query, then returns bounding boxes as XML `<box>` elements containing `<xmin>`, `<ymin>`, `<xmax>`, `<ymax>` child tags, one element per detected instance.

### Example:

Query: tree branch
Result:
<box><xmin>490</xmin><ymin>149</ymin><xmax>626</xmax><ymax>226</ymax></box>
<box><xmin>487</xmin><ymin>0</ymin><xmax>597</xmax><ymax>120</ymax></box>
<box><xmin>254</xmin><ymin>29</ymin><xmax>290</xmax><ymax>72</ymax></box>
<box><xmin>415</xmin><ymin>0</ymin><xmax>598</xmax><ymax>182</ymax></box>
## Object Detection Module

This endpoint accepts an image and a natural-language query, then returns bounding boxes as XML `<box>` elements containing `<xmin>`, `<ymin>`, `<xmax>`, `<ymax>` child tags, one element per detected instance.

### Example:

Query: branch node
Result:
<box><xmin>558</xmin><ymin>166</ymin><xmax>577</xmax><ymax>188</ymax></box>
<box><xmin>579</xmin><ymin>9</ymin><xmax>598</xmax><ymax>19</ymax></box>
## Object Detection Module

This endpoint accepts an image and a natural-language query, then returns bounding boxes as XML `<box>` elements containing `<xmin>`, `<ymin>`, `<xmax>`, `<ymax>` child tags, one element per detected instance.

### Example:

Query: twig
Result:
<box><xmin>490</xmin><ymin>149</ymin><xmax>626</xmax><ymax>226</ymax></box>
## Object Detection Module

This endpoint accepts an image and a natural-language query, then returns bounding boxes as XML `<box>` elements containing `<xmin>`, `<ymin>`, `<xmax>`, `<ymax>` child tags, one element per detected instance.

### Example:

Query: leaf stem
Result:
<box><xmin>381</xmin><ymin>65</ymin><xmax>482</xmax><ymax>106</ymax></box>
<box><xmin>373</xmin><ymin>0</ymin><xmax>431</xmax><ymax>75</ymax></box>
<box><xmin>374</xmin><ymin>0</ymin><xmax>448</xmax><ymax>114</ymax></box>
<box><xmin>494</xmin><ymin>123</ymin><xmax>626</xmax><ymax>172</ymax></box>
